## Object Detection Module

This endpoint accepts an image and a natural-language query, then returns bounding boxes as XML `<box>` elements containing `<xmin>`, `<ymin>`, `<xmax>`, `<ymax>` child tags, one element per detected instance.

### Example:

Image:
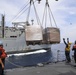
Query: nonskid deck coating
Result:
<box><xmin>5</xmin><ymin>62</ymin><xmax>76</xmax><ymax>75</ymax></box>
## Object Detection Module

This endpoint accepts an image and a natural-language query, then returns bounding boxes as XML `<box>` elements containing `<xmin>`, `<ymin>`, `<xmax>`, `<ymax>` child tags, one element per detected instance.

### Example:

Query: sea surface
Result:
<box><xmin>5</xmin><ymin>49</ymin><xmax>52</xmax><ymax>69</ymax></box>
<box><xmin>4</xmin><ymin>43</ymin><xmax>74</xmax><ymax>70</ymax></box>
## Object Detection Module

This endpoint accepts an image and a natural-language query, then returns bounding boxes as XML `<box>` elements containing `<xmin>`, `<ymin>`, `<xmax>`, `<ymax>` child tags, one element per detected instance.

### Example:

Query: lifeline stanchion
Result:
<box><xmin>57</xmin><ymin>50</ymin><xmax>60</xmax><ymax>62</ymax></box>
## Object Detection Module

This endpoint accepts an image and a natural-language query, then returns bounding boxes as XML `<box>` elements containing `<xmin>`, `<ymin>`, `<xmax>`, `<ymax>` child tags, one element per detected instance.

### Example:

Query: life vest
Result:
<box><xmin>65</xmin><ymin>44</ymin><xmax>71</xmax><ymax>51</ymax></box>
<box><xmin>73</xmin><ymin>45</ymin><xmax>76</xmax><ymax>49</ymax></box>
<box><xmin>0</xmin><ymin>47</ymin><xmax>7</xmax><ymax>59</ymax></box>
<box><xmin>72</xmin><ymin>44</ymin><xmax>76</xmax><ymax>51</ymax></box>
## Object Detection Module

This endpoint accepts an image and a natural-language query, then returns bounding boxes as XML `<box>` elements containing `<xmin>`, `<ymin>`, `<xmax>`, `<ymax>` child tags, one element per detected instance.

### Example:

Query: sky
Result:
<box><xmin>0</xmin><ymin>0</ymin><xmax>76</xmax><ymax>43</ymax></box>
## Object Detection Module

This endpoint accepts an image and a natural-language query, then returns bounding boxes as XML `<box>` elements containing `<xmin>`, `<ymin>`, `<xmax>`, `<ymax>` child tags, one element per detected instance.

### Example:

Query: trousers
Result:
<box><xmin>0</xmin><ymin>64</ymin><xmax>2</xmax><ymax>75</ymax></box>
<box><xmin>65</xmin><ymin>51</ymin><xmax>71</xmax><ymax>62</ymax></box>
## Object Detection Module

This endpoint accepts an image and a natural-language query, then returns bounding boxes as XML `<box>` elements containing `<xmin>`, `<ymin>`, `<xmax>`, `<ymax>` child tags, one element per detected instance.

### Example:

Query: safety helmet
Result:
<box><xmin>68</xmin><ymin>42</ymin><xmax>72</xmax><ymax>45</ymax></box>
<box><xmin>0</xmin><ymin>41</ymin><xmax>3</xmax><ymax>46</ymax></box>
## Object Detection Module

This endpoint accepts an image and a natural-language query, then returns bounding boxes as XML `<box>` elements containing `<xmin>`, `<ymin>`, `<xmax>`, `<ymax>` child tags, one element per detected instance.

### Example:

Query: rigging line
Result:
<box><xmin>42</xmin><ymin>4</ymin><xmax>46</xmax><ymax>27</ymax></box>
<box><xmin>26</xmin><ymin>4</ymin><xmax>31</xmax><ymax>22</ymax></box>
<box><xmin>32</xmin><ymin>2</ymin><xmax>39</xmax><ymax>25</ymax></box>
<box><xmin>12</xmin><ymin>1</ymin><xmax>29</xmax><ymax>21</ymax></box>
<box><xmin>14</xmin><ymin>0</ymin><xmax>38</xmax><ymax>22</ymax></box>
<box><xmin>33</xmin><ymin>1</ymin><xmax>41</xmax><ymax>25</ymax></box>
<box><xmin>45</xmin><ymin>5</ymin><xmax>47</xmax><ymax>29</ymax></box>
<box><xmin>13</xmin><ymin>6</ymin><xmax>30</xmax><ymax>22</ymax></box>
<box><xmin>48</xmin><ymin>5</ymin><xmax>58</xmax><ymax>28</ymax></box>
<box><xmin>26</xmin><ymin>0</ymin><xmax>38</xmax><ymax>22</ymax></box>
<box><xmin>6</xmin><ymin>0</ymin><xmax>30</xmax><ymax>25</ymax></box>
<box><xmin>44</xmin><ymin>5</ymin><xmax>48</xmax><ymax>43</ymax></box>
<box><xmin>48</xmin><ymin>4</ymin><xmax>52</xmax><ymax>27</ymax></box>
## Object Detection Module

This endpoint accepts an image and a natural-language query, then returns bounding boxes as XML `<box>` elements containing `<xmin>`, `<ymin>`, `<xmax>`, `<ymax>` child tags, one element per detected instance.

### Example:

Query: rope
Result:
<box><xmin>5</xmin><ymin>59</ymin><xmax>23</xmax><ymax>68</ymax></box>
<box><xmin>26</xmin><ymin>4</ymin><xmax>31</xmax><ymax>22</ymax></box>
<box><xmin>48</xmin><ymin>5</ymin><xmax>52</xmax><ymax>27</ymax></box>
<box><xmin>48</xmin><ymin>5</ymin><xmax>58</xmax><ymax>28</ymax></box>
<box><xmin>41</xmin><ymin>1</ymin><xmax>58</xmax><ymax>28</ymax></box>
<box><xmin>42</xmin><ymin>5</ymin><xmax>46</xmax><ymax>27</ymax></box>
<box><xmin>11</xmin><ymin>1</ymin><xmax>29</xmax><ymax>22</ymax></box>
<box><xmin>26</xmin><ymin>0</ymin><xmax>41</xmax><ymax>25</ymax></box>
<box><xmin>33</xmin><ymin>1</ymin><xmax>41</xmax><ymax>25</ymax></box>
<box><xmin>6</xmin><ymin>0</ymin><xmax>29</xmax><ymax>25</ymax></box>
<box><xmin>45</xmin><ymin>5</ymin><xmax>47</xmax><ymax>29</ymax></box>
<box><xmin>13</xmin><ymin>6</ymin><xmax>30</xmax><ymax>22</ymax></box>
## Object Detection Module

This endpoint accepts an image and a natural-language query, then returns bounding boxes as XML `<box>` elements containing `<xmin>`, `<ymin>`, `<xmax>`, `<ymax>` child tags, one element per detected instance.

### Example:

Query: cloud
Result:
<box><xmin>0</xmin><ymin>0</ymin><xmax>76</xmax><ymax>43</ymax></box>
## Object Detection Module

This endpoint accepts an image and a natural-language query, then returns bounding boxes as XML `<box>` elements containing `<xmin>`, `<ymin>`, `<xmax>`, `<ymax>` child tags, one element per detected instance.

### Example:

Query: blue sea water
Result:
<box><xmin>4</xmin><ymin>43</ymin><xmax>74</xmax><ymax>70</ymax></box>
<box><xmin>5</xmin><ymin>50</ymin><xmax>52</xmax><ymax>69</ymax></box>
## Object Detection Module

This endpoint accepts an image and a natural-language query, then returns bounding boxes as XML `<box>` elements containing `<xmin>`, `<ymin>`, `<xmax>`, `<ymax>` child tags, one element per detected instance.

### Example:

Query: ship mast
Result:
<box><xmin>1</xmin><ymin>14</ymin><xmax>5</xmax><ymax>38</ymax></box>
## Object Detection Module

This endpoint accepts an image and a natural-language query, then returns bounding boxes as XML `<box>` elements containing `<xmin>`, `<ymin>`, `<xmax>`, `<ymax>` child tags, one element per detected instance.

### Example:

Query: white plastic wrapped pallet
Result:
<box><xmin>43</xmin><ymin>27</ymin><xmax>60</xmax><ymax>44</ymax></box>
<box><xmin>25</xmin><ymin>25</ymin><xmax>43</xmax><ymax>42</ymax></box>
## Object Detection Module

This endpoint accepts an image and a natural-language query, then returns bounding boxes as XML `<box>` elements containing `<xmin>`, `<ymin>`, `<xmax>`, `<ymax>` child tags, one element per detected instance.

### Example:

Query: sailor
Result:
<box><xmin>0</xmin><ymin>41</ymin><xmax>7</xmax><ymax>75</ymax></box>
<box><xmin>63</xmin><ymin>38</ymin><xmax>72</xmax><ymax>63</ymax></box>
<box><xmin>72</xmin><ymin>41</ymin><xmax>76</xmax><ymax>63</ymax></box>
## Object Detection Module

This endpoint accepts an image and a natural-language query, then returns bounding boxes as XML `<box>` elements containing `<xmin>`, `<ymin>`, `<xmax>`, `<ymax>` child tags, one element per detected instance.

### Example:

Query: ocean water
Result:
<box><xmin>4</xmin><ymin>43</ymin><xmax>74</xmax><ymax>70</ymax></box>
<box><xmin>5</xmin><ymin>49</ymin><xmax>52</xmax><ymax>69</ymax></box>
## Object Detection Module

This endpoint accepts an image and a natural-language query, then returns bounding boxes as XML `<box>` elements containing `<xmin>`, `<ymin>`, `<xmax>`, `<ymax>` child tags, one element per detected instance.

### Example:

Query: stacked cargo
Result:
<box><xmin>25</xmin><ymin>25</ymin><xmax>43</xmax><ymax>45</ymax></box>
<box><xmin>43</xmin><ymin>27</ymin><xmax>60</xmax><ymax>44</ymax></box>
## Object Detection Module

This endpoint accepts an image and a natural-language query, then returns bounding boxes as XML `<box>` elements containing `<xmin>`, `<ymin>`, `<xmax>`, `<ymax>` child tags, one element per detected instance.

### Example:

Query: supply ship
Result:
<box><xmin>0</xmin><ymin>1</ymin><xmax>76</xmax><ymax>75</ymax></box>
<box><xmin>0</xmin><ymin>0</ymin><xmax>61</xmax><ymax>69</ymax></box>
<box><xmin>0</xmin><ymin>0</ymin><xmax>60</xmax><ymax>52</ymax></box>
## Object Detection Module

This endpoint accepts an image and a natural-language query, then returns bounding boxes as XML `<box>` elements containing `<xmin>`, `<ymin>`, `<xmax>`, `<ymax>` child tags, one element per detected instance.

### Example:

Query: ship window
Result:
<box><xmin>10</xmin><ymin>36</ymin><xmax>17</xmax><ymax>38</ymax></box>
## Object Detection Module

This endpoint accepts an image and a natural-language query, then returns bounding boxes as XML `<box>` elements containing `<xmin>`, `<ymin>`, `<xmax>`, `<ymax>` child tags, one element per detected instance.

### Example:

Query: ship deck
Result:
<box><xmin>5</xmin><ymin>61</ymin><xmax>76</xmax><ymax>75</ymax></box>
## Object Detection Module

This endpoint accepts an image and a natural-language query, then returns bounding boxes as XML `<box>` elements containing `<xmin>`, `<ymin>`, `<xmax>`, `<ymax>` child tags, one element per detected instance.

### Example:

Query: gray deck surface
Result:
<box><xmin>5</xmin><ymin>62</ymin><xmax>76</xmax><ymax>75</ymax></box>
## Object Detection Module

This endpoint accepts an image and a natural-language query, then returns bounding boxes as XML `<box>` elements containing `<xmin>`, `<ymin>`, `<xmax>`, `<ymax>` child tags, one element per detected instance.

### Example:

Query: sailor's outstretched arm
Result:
<box><xmin>63</xmin><ymin>38</ymin><xmax>67</xmax><ymax>45</ymax></box>
<box><xmin>67</xmin><ymin>38</ymin><xmax>69</xmax><ymax>44</ymax></box>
